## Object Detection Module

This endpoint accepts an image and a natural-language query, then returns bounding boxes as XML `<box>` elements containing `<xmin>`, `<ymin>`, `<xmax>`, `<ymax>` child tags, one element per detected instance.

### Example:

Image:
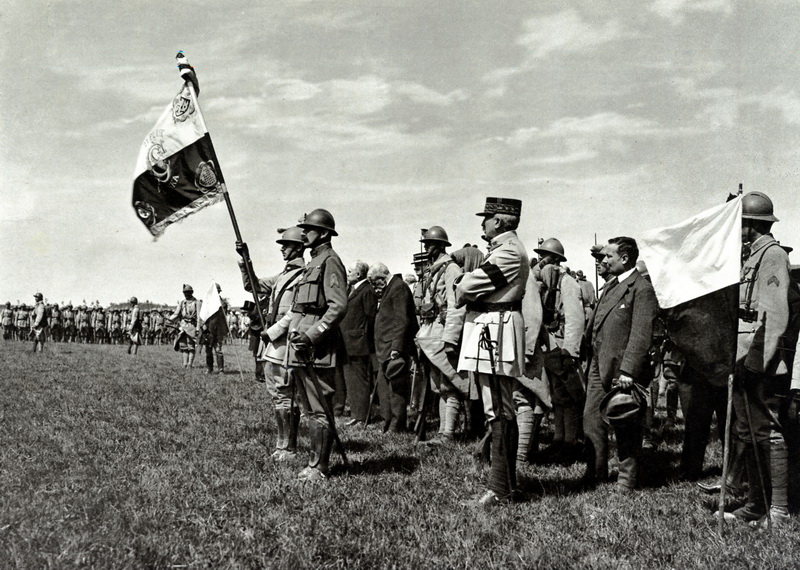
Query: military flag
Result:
<box><xmin>639</xmin><ymin>197</ymin><xmax>742</xmax><ymax>385</ymax></box>
<box><xmin>639</xmin><ymin>197</ymin><xmax>742</xmax><ymax>309</ymax></box>
<box><xmin>198</xmin><ymin>281</ymin><xmax>229</xmax><ymax>338</ymax></box>
<box><xmin>131</xmin><ymin>53</ymin><xmax>225</xmax><ymax>237</ymax></box>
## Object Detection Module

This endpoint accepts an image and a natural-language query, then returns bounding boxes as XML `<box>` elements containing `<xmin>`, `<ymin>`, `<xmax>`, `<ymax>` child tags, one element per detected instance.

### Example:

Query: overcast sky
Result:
<box><xmin>2</xmin><ymin>0</ymin><xmax>799</xmax><ymax>307</ymax></box>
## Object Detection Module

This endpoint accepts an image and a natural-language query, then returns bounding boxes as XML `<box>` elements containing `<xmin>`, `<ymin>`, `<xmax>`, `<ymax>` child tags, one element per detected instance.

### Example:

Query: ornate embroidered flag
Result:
<box><xmin>132</xmin><ymin>54</ymin><xmax>225</xmax><ymax>237</ymax></box>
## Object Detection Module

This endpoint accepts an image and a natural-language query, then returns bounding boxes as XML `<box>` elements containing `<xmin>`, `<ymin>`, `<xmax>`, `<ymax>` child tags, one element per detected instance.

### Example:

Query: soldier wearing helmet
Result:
<box><xmin>415</xmin><ymin>225</ymin><xmax>471</xmax><ymax>445</ymax></box>
<box><xmin>15</xmin><ymin>302</ymin><xmax>29</xmax><ymax>341</ymax></box>
<box><xmin>260</xmin><ymin>210</ymin><xmax>347</xmax><ymax>480</ymax></box>
<box><xmin>1</xmin><ymin>302</ymin><xmax>13</xmax><ymax>340</ymax></box>
<box><xmin>528</xmin><ymin>238</ymin><xmax>586</xmax><ymax>464</ymax></box>
<box><xmin>127</xmin><ymin>296</ymin><xmax>142</xmax><ymax>355</ymax></box>
<box><xmin>723</xmin><ymin>191</ymin><xmax>797</xmax><ymax>527</ymax></box>
<box><xmin>31</xmin><ymin>292</ymin><xmax>48</xmax><ymax>352</ymax></box>
<box><xmin>169</xmin><ymin>284</ymin><xmax>200</xmax><ymax>368</ymax></box>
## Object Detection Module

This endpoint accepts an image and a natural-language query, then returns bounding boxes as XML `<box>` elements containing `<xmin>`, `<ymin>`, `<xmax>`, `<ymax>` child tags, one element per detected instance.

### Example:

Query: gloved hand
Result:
<box><xmin>235</xmin><ymin>241</ymin><xmax>249</xmax><ymax>259</ymax></box>
<box><xmin>288</xmin><ymin>331</ymin><xmax>312</xmax><ymax>352</ymax></box>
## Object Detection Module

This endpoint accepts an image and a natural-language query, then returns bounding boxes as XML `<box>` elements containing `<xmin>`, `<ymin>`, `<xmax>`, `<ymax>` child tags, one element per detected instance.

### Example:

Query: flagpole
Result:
<box><xmin>176</xmin><ymin>52</ymin><xmax>266</xmax><ymax>331</ymax></box>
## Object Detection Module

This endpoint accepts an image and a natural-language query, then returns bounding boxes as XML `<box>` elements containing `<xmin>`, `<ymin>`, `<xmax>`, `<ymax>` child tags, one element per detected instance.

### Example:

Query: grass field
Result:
<box><xmin>1</xmin><ymin>341</ymin><xmax>798</xmax><ymax>569</ymax></box>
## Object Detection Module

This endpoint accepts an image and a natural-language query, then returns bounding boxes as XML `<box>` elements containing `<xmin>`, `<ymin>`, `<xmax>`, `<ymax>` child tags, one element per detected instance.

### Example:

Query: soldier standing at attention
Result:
<box><xmin>723</xmin><ymin>192</ymin><xmax>798</xmax><ymax>527</ymax></box>
<box><xmin>127</xmin><ymin>297</ymin><xmax>142</xmax><ymax>355</ymax></box>
<box><xmin>456</xmin><ymin>197</ymin><xmax>529</xmax><ymax>507</ymax></box>
<box><xmin>271</xmin><ymin>209</ymin><xmax>348</xmax><ymax>481</ymax></box>
<box><xmin>240</xmin><ymin>226</ymin><xmax>307</xmax><ymax>459</ymax></box>
<box><xmin>1</xmin><ymin>302</ymin><xmax>13</xmax><ymax>340</ymax></box>
<box><xmin>31</xmin><ymin>293</ymin><xmax>48</xmax><ymax>353</ymax></box>
<box><xmin>170</xmin><ymin>285</ymin><xmax>201</xmax><ymax>369</ymax></box>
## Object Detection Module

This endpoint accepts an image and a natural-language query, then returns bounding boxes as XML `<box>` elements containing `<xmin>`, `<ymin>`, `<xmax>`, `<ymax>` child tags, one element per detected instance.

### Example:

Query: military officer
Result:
<box><xmin>31</xmin><ymin>293</ymin><xmax>48</xmax><ymax>352</ymax></box>
<box><xmin>456</xmin><ymin>197</ymin><xmax>529</xmax><ymax>506</ymax></box>
<box><xmin>169</xmin><ymin>285</ymin><xmax>201</xmax><ymax>368</ymax></box>
<box><xmin>269</xmin><ymin>209</ymin><xmax>348</xmax><ymax>481</ymax></box>
<box><xmin>723</xmin><ymin>192</ymin><xmax>798</xmax><ymax>528</ymax></box>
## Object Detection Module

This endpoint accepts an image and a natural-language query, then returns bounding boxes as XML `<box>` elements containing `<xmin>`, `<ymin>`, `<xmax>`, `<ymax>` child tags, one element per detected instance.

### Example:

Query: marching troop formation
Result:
<box><xmin>7</xmin><ymin>191</ymin><xmax>799</xmax><ymax>529</ymax></box>
<box><xmin>1</xmin><ymin>299</ymin><xmax>253</xmax><ymax>347</ymax></box>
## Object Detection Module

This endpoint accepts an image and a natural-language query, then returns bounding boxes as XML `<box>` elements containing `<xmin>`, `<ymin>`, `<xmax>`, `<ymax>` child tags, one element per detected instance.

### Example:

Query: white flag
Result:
<box><xmin>199</xmin><ymin>281</ymin><xmax>223</xmax><ymax>328</ymax></box>
<box><xmin>639</xmin><ymin>197</ymin><xmax>742</xmax><ymax>309</ymax></box>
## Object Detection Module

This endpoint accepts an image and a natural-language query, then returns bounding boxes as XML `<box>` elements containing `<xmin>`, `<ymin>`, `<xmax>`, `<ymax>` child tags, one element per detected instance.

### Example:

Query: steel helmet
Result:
<box><xmin>298</xmin><ymin>209</ymin><xmax>337</xmax><ymax>236</ymax></box>
<box><xmin>183</xmin><ymin>284</ymin><xmax>194</xmax><ymax>293</ymax></box>
<box><xmin>129</xmin><ymin>296</ymin><xmax>138</xmax><ymax>304</ymax></box>
<box><xmin>534</xmin><ymin>238</ymin><xmax>567</xmax><ymax>262</ymax></box>
<box><xmin>33</xmin><ymin>292</ymin><xmax>43</xmax><ymax>300</ymax></box>
<box><xmin>741</xmin><ymin>192</ymin><xmax>779</xmax><ymax>222</ymax></box>
<box><xmin>276</xmin><ymin>226</ymin><xmax>304</xmax><ymax>245</ymax></box>
<box><xmin>420</xmin><ymin>225</ymin><xmax>451</xmax><ymax>247</ymax></box>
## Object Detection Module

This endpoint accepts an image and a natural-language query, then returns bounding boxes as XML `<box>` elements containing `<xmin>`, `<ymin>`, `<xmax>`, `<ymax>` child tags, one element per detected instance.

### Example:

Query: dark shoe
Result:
<box><xmin>701</xmin><ymin>494</ymin><xmax>747</xmax><ymax>513</ymax></box>
<box><xmin>697</xmin><ymin>481</ymin><xmax>722</xmax><ymax>494</ymax></box>
<box><xmin>722</xmin><ymin>503</ymin><xmax>767</xmax><ymax>523</ymax></box>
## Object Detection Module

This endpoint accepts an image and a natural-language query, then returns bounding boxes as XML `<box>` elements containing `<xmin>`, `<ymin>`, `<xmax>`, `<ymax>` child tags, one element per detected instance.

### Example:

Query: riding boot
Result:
<box><xmin>487</xmin><ymin>419</ymin><xmax>513</xmax><ymax>500</ymax></box>
<box><xmin>287</xmin><ymin>407</ymin><xmax>300</xmax><ymax>452</ymax></box>
<box><xmin>216</xmin><ymin>353</ymin><xmax>225</xmax><ymax>374</ymax></box>
<box><xmin>274</xmin><ymin>409</ymin><xmax>288</xmax><ymax>451</ymax></box>
<box><xmin>307</xmin><ymin>420</ymin><xmax>322</xmax><ymax>468</ymax></box>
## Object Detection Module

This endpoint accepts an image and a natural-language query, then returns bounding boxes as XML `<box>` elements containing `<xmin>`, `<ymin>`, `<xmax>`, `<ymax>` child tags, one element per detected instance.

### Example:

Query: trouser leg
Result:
<box><xmin>582</xmin><ymin>358</ymin><xmax>609</xmax><ymax>482</ymax></box>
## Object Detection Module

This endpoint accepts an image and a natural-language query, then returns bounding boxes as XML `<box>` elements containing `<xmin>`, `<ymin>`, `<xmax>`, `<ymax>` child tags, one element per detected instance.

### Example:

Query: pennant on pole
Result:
<box><xmin>638</xmin><ymin>197</ymin><xmax>742</xmax><ymax>309</ymax></box>
<box><xmin>199</xmin><ymin>281</ymin><xmax>229</xmax><ymax>337</ymax></box>
<box><xmin>131</xmin><ymin>54</ymin><xmax>225</xmax><ymax>238</ymax></box>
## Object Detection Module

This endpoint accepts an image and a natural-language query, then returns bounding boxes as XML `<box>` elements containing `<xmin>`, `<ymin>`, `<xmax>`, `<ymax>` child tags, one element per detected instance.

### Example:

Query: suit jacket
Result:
<box><xmin>587</xmin><ymin>269</ymin><xmax>657</xmax><ymax>389</ymax></box>
<box><xmin>374</xmin><ymin>275</ymin><xmax>419</xmax><ymax>363</ymax></box>
<box><xmin>339</xmin><ymin>280</ymin><xmax>377</xmax><ymax>357</ymax></box>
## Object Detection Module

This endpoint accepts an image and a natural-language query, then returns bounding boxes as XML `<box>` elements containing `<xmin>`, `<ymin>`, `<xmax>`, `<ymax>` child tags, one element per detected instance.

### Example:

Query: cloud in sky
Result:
<box><xmin>2</xmin><ymin>1</ymin><xmax>800</xmax><ymax>305</ymax></box>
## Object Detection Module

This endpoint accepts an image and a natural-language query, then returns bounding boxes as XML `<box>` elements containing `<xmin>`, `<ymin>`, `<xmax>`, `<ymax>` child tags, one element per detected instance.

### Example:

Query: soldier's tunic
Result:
<box><xmin>1</xmin><ymin>307</ymin><xmax>13</xmax><ymax>339</ymax></box>
<box><xmin>272</xmin><ymin>243</ymin><xmax>348</xmax><ymax>425</ymax></box>
<box><xmin>416</xmin><ymin>254</ymin><xmax>471</xmax><ymax>398</ymax></box>
<box><xmin>262</xmin><ymin>258</ymin><xmax>306</xmax><ymax>409</ymax></box>
<box><xmin>171</xmin><ymin>298</ymin><xmax>200</xmax><ymax>353</ymax></box>
<box><xmin>129</xmin><ymin>306</ymin><xmax>142</xmax><ymax>345</ymax></box>
<box><xmin>31</xmin><ymin>301</ymin><xmax>47</xmax><ymax>341</ymax></box>
<box><xmin>735</xmin><ymin>234</ymin><xmax>797</xmax><ymax>443</ymax></box>
<box><xmin>456</xmin><ymin>230</ymin><xmax>529</xmax><ymax>421</ymax></box>
<box><xmin>16</xmin><ymin>308</ymin><xmax>29</xmax><ymax>339</ymax></box>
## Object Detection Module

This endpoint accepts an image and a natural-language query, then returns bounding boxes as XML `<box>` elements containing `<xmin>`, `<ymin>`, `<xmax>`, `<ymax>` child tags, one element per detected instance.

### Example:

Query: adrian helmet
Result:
<box><xmin>420</xmin><ymin>226</ymin><xmax>451</xmax><ymax>247</ymax></box>
<box><xmin>741</xmin><ymin>191</ymin><xmax>779</xmax><ymax>222</ymax></box>
<box><xmin>298</xmin><ymin>208</ymin><xmax>337</xmax><ymax>236</ymax></box>
<box><xmin>534</xmin><ymin>238</ymin><xmax>567</xmax><ymax>262</ymax></box>
<box><xmin>276</xmin><ymin>226</ymin><xmax>305</xmax><ymax>245</ymax></box>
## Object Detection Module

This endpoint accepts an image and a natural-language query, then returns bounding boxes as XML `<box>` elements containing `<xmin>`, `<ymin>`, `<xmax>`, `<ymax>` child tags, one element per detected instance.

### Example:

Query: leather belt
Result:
<box><xmin>466</xmin><ymin>301</ymin><xmax>522</xmax><ymax>313</ymax></box>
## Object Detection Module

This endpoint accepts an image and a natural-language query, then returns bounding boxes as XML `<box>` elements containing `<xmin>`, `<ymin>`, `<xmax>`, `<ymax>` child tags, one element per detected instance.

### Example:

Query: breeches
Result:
<box><xmin>265</xmin><ymin>361</ymin><xmax>296</xmax><ymax>411</ymax></box>
<box><xmin>733</xmin><ymin>370</ymin><xmax>788</xmax><ymax>446</ymax></box>
<box><xmin>294</xmin><ymin>366</ymin><xmax>336</xmax><ymax>426</ymax></box>
<box><xmin>479</xmin><ymin>373</ymin><xmax>518</xmax><ymax>422</ymax></box>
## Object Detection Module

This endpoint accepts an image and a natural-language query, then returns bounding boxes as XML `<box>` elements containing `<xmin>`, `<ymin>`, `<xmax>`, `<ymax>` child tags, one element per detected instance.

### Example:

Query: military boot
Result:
<box><xmin>271</xmin><ymin>409</ymin><xmax>288</xmax><ymax>460</ymax></box>
<box><xmin>725</xmin><ymin>443</ymin><xmax>768</xmax><ymax>523</ymax></box>
<box><xmin>286</xmin><ymin>407</ymin><xmax>300</xmax><ymax>453</ymax></box>
<box><xmin>418</xmin><ymin>396</ymin><xmax>458</xmax><ymax>446</ymax></box>
<box><xmin>298</xmin><ymin>421</ymin><xmax>332</xmax><ymax>481</ymax></box>
<box><xmin>487</xmin><ymin>419</ymin><xmax>514</xmax><ymax>501</ymax></box>
<box><xmin>216</xmin><ymin>353</ymin><xmax>225</xmax><ymax>374</ymax></box>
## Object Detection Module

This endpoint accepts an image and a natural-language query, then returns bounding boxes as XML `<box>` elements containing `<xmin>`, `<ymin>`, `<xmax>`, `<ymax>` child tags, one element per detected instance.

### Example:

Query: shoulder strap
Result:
<box><xmin>270</xmin><ymin>267</ymin><xmax>305</xmax><ymax>324</ymax></box>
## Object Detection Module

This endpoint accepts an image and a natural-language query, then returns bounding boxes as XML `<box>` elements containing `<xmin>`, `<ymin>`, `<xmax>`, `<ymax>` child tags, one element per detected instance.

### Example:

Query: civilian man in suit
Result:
<box><xmin>368</xmin><ymin>262</ymin><xmax>419</xmax><ymax>433</ymax></box>
<box><xmin>340</xmin><ymin>260</ymin><xmax>378</xmax><ymax>427</ymax></box>
<box><xmin>582</xmin><ymin>236</ymin><xmax>658</xmax><ymax>492</ymax></box>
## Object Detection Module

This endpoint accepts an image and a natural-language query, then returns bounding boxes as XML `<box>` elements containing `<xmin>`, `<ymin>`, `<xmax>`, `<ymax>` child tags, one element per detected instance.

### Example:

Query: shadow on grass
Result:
<box><xmin>333</xmin><ymin>453</ymin><xmax>420</xmax><ymax>477</ymax></box>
